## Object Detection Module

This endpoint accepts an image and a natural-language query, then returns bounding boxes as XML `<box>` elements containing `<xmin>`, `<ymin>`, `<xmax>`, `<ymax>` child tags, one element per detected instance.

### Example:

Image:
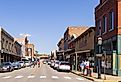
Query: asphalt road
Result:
<box><xmin>0</xmin><ymin>63</ymin><xmax>92</xmax><ymax>82</ymax></box>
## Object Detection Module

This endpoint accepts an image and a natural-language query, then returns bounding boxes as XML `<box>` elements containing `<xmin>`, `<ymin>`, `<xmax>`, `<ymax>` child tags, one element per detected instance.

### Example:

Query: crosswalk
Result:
<box><xmin>1</xmin><ymin>75</ymin><xmax>84</xmax><ymax>81</ymax></box>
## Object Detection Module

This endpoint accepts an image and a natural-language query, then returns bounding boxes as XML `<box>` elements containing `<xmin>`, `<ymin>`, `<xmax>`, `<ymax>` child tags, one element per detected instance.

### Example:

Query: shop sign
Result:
<box><xmin>96</xmin><ymin>54</ymin><xmax>102</xmax><ymax>57</ymax></box>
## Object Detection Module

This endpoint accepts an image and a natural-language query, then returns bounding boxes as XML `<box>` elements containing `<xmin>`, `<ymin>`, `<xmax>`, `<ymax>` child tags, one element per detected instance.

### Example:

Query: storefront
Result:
<box><xmin>76</xmin><ymin>50</ymin><xmax>94</xmax><ymax>69</ymax></box>
<box><xmin>95</xmin><ymin>36</ymin><xmax>118</xmax><ymax>75</ymax></box>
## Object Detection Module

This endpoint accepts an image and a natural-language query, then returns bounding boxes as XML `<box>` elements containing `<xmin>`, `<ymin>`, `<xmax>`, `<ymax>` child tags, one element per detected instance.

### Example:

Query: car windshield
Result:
<box><xmin>3</xmin><ymin>63</ymin><xmax>11</xmax><ymax>66</ymax></box>
<box><xmin>60</xmin><ymin>62</ymin><xmax>70</xmax><ymax>65</ymax></box>
<box><xmin>25</xmin><ymin>61</ymin><xmax>29</xmax><ymax>63</ymax></box>
<box><xmin>19</xmin><ymin>61</ymin><xmax>24</xmax><ymax>63</ymax></box>
<box><xmin>55</xmin><ymin>62</ymin><xmax>59</xmax><ymax>64</ymax></box>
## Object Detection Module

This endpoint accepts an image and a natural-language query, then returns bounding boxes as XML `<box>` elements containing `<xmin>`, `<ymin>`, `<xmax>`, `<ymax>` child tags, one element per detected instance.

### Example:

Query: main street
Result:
<box><xmin>0</xmin><ymin>63</ymin><xmax>92</xmax><ymax>82</ymax></box>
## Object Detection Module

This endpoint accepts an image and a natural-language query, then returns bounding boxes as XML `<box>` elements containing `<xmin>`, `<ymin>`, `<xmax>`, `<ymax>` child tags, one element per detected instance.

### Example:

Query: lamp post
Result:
<box><xmin>97</xmin><ymin>37</ymin><xmax>102</xmax><ymax>79</ymax></box>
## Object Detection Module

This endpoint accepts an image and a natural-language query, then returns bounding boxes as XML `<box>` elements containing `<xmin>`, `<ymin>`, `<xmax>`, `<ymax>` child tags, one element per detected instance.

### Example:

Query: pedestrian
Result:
<box><xmin>85</xmin><ymin>59</ymin><xmax>91</xmax><ymax>76</ymax></box>
<box><xmin>80</xmin><ymin>61</ymin><xmax>84</xmax><ymax>74</ymax></box>
<box><xmin>84</xmin><ymin>60</ymin><xmax>87</xmax><ymax>75</ymax></box>
<box><xmin>38</xmin><ymin>59</ymin><xmax>40</xmax><ymax>68</ymax></box>
<box><xmin>33</xmin><ymin>61</ymin><xmax>35</xmax><ymax>68</ymax></box>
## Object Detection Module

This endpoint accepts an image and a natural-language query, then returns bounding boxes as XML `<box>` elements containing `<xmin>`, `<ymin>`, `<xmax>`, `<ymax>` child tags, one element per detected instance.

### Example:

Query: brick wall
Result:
<box><xmin>95</xmin><ymin>0</ymin><xmax>117</xmax><ymax>41</ymax></box>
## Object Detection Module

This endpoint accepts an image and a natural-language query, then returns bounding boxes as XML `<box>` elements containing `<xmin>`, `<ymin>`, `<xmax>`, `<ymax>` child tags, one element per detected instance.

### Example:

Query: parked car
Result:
<box><xmin>48</xmin><ymin>61</ymin><xmax>51</xmax><ymax>65</ymax></box>
<box><xmin>54</xmin><ymin>61</ymin><xmax>60</xmax><ymax>69</ymax></box>
<box><xmin>24</xmin><ymin>61</ymin><xmax>31</xmax><ymax>67</ymax></box>
<box><xmin>18</xmin><ymin>61</ymin><xmax>25</xmax><ymax>68</ymax></box>
<box><xmin>12</xmin><ymin>62</ymin><xmax>21</xmax><ymax>69</ymax></box>
<box><xmin>0</xmin><ymin>62</ymin><xmax>14</xmax><ymax>72</ymax></box>
<box><xmin>43</xmin><ymin>60</ymin><xmax>47</xmax><ymax>64</ymax></box>
<box><xmin>50</xmin><ymin>61</ymin><xmax>55</xmax><ymax>68</ymax></box>
<box><xmin>57</xmin><ymin>61</ymin><xmax>71</xmax><ymax>72</ymax></box>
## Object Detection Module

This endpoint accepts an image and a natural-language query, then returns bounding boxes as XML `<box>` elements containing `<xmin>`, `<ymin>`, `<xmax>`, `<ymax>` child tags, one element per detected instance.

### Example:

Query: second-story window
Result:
<box><xmin>11</xmin><ymin>44</ymin><xmax>13</xmax><ymax>52</ymax></box>
<box><xmin>9</xmin><ymin>43</ymin><xmax>11</xmax><ymax>52</ymax></box>
<box><xmin>97</xmin><ymin>20</ymin><xmax>101</xmax><ymax>36</ymax></box>
<box><xmin>102</xmin><ymin>16</ymin><xmax>107</xmax><ymax>34</ymax></box>
<box><xmin>109</xmin><ymin>11</ymin><xmax>114</xmax><ymax>31</ymax></box>
<box><xmin>6</xmin><ymin>41</ymin><xmax>8</xmax><ymax>51</ymax></box>
<box><xmin>2</xmin><ymin>38</ymin><xmax>5</xmax><ymax>49</ymax></box>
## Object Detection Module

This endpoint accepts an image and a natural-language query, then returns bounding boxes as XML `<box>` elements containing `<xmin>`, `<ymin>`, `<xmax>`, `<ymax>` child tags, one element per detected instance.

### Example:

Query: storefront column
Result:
<box><xmin>3</xmin><ymin>54</ymin><xmax>6</xmax><ymax>62</ymax></box>
<box><xmin>75</xmin><ymin>53</ymin><xmax>77</xmax><ymax>71</ymax></box>
<box><xmin>8</xmin><ymin>55</ymin><xmax>10</xmax><ymax>62</ymax></box>
<box><xmin>113</xmin><ymin>50</ymin><xmax>118</xmax><ymax>75</ymax></box>
<box><xmin>0</xmin><ymin>53</ymin><xmax>1</xmax><ymax>64</ymax></box>
<box><xmin>117</xmin><ymin>35</ymin><xmax>121</xmax><ymax>76</ymax></box>
<box><xmin>72</xmin><ymin>55</ymin><xmax>75</xmax><ymax>70</ymax></box>
<box><xmin>6</xmin><ymin>54</ymin><xmax>8</xmax><ymax>62</ymax></box>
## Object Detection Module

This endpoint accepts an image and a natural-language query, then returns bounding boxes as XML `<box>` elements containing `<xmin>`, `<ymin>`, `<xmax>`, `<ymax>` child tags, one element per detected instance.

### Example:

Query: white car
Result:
<box><xmin>18</xmin><ymin>61</ymin><xmax>25</xmax><ymax>68</ymax></box>
<box><xmin>50</xmin><ymin>61</ymin><xmax>55</xmax><ymax>68</ymax></box>
<box><xmin>25</xmin><ymin>61</ymin><xmax>31</xmax><ymax>67</ymax></box>
<box><xmin>54</xmin><ymin>61</ymin><xmax>60</xmax><ymax>69</ymax></box>
<box><xmin>57</xmin><ymin>61</ymin><xmax>71</xmax><ymax>72</ymax></box>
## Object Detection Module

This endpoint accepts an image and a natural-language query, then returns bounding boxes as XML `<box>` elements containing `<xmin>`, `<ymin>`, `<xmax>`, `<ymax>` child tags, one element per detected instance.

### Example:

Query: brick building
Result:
<box><xmin>95</xmin><ymin>0</ymin><xmax>121</xmax><ymax>76</ymax></box>
<box><xmin>57</xmin><ymin>38</ymin><xmax>64</xmax><ymax>61</ymax></box>
<box><xmin>63</xmin><ymin>26</ymin><xmax>88</xmax><ymax>62</ymax></box>
<box><xmin>26</xmin><ymin>44</ymin><xmax>35</xmax><ymax>60</ymax></box>
<box><xmin>0</xmin><ymin>28</ymin><xmax>22</xmax><ymax>64</ymax></box>
<box><xmin>69</xmin><ymin>27</ymin><xmax>95</xmax><ymax>71</ymax></box>
<box><xmin>15</xmin><ymin>36</ymin><xmax>29</xmax><ymax>59</ymax></box>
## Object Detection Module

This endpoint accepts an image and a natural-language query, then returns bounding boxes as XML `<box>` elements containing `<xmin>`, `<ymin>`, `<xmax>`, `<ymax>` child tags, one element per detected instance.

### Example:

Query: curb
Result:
<box><xmin>71</xmin><ymin>71</ymin><xmax>121</xmax><ymax>82</ymax></box>
<box><xmin>71</xmin><ymin>71</ymin><xmax>94</xmax><ymax>81</ymax></box>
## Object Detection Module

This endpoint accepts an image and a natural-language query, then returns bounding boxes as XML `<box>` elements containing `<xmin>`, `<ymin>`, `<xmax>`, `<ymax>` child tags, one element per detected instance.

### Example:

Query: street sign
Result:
<box><xmin>96</xmin><ymin>54</ymin><xmax>102</xmax><ymax>57</ymax></box>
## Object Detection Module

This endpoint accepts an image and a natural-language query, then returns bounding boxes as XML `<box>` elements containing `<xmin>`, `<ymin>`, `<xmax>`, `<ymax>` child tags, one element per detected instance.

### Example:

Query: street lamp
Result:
<box><xmin>97</xmin><ymin>37</ymin><xmax>102</xmax><ymax>79</ymax></box>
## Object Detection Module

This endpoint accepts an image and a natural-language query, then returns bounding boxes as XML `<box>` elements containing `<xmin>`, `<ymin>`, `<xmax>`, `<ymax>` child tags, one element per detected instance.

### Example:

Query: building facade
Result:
<box><xmin>0</xmin><ymin>28</ymin><xmax>22</xmax><ymax>64</ymax></box>
<box><xmin>15</xmin><ymin>36</ymin><xmax>29</xmax><ymax>59</ymax></box>
<box><xmin>69</xmin><ymin>27</ymin><xmax>95</xmax><ymax>71</ymax></box>
<box><xmin>26</xmin><ymin>44</ymin><xmax>35</xmax><ymax>60</ymax></box>
<box><xmin>95</xmin><ymin>0</ymin><xmax>121</xmax><ymax>76</ymax></box>
<box><xmin>57</xmin><ymin>38</ymin><xmax>64</xmax><ymax>61</ymax></box>
<box><xmin>64</xmin><ymin>26</ymin><xmax>88</xmax><ymax>51</ymax></box>
<box><xmin>64</xmin><ymin>26</ymin><xmax>88</xmax><ymax>61</ymax></box>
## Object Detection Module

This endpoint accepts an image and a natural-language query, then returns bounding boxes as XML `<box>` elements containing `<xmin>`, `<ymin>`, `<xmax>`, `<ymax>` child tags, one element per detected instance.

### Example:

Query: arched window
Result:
<box><xmin>1</xmin><ymin>38</ymin><xmax>5</xmax><ymax>49</ymax></box>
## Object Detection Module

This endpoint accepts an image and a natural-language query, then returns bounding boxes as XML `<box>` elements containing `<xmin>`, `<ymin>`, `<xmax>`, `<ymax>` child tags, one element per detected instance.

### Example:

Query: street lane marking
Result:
<box><xmin>28</xmin><ymin>75</ymin><xmax>35</xmax><ymax>78</ymax></box>
<box><xmin>76</xmin><ymin>77</ymin><xmax>84</xmax><ymax>80</ymax></box>
<box><xmin>15</xmin><ymin>75</ymin><xmax>23</xmax><ymax>79</ymax></box>
<box><xmin>3</xmin><ymin>76</ymin><xmax>11</xmax><ymax>79</ymax></box>
<box><xmin>40</xmin><ymin>76</ymin><xmax>46</xmax><ymax>79</ymax></box>
<box><xmin>64</xmin><ymin>76</ymin><xmax>71</xmax><ymax>79</ymax></box>
<box><xmin>52</xmin><ymin>76</ymin><xmax>59</xmax><ymax>79</ymax></box>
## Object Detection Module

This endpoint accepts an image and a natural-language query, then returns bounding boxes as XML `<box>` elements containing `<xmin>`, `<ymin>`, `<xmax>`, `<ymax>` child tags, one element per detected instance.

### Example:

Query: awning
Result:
<box><xmin>64</xmin><ymin>49</ymin><xmax>75</xmax><ymax>53</ymax></box>
<box><xmin>57</xmin><ymin>50</ymin><xmax>64</xmax><ymax>53</ymax></box>
<box><xmin>75</xmin><ymin>50</ymin><xmax>91</xmax><ymax>54</ymax></box>
<box><xmin>66</xmin><ymin>55</ymin><xmax>70</xmax><ymax>59</ymax></box>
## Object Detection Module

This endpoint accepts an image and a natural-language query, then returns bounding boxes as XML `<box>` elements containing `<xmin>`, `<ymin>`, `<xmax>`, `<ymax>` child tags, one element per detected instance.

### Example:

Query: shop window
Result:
<box><xmin>112</xmin><ymin>41</ymin><xmax>117</xmax><ymax>50</ymax></box>
<box><xmin>106</xmin><ymin>55</ymin><xmax>112</xmax><ymax>69</ymax></box>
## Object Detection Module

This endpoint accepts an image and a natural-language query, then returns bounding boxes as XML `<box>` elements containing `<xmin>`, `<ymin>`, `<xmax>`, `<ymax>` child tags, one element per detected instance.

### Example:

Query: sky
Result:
<box><xmin>0</xmin><ymin>0</ymin><xmax>99</xmax><ymax>54</ymax></box>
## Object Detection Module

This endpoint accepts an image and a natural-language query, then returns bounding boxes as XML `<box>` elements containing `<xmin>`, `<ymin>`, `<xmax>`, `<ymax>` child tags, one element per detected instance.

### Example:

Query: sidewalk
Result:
<box><xmin>71</xmin><ymin>70</ymin><xmax>121</xmax><ymax>82</ymax></box>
